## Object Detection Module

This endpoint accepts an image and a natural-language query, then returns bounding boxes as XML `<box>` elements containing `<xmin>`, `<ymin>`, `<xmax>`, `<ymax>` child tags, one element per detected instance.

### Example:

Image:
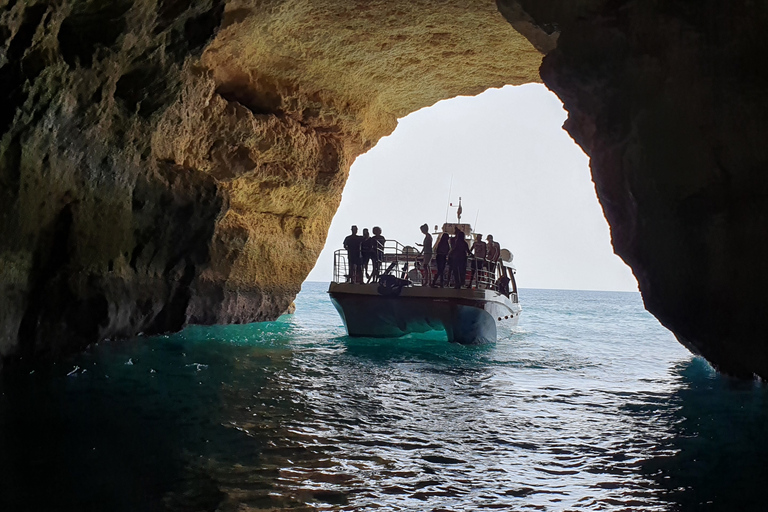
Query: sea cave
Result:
<box><xmin>2</xmin><ymin>0</ymin><xmax>768</xmax><ymax>379</ymax></box>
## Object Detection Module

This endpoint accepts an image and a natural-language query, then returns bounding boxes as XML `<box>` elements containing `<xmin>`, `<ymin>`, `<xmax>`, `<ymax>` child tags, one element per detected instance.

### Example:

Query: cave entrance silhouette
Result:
<box><xmin>308</xmin><ymin>84</ymin><xmax>638</xmax><ymax>293</ymax></box>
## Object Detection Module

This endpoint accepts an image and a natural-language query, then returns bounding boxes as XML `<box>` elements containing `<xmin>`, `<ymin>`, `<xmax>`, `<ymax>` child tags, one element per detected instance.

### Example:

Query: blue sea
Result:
<box><xmin>2</xmin><ymin>283</ymin><xmax>767</xmax><ymax>511</ymax></box>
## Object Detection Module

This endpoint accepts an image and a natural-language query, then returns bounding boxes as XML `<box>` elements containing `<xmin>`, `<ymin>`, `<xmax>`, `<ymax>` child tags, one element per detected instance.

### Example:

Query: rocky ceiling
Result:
<box><xmin>2</xmin><ymin>0</ymin><xmax>767</xmax><ymax>378</ymax></box>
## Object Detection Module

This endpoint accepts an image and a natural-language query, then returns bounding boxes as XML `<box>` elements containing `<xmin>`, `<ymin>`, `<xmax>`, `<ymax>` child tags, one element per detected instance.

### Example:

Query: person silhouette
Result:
<box><xmin>469</xmin><ymin>233</ymin><xmax>487</xmax><ymax>287</ymax></box>
<box><xmin>360</xmin><ymin>228</ymin><xmax>374</xmax><ymax>282</ymax></box>
<box><xmin>416</xmin><ymin>223</ymin><xmax>433</xmax><ymax>285</ymax></box>
<box><xmin>448</xmin><ymin>229</ymin><xmax>470</xmax><ymax>289</ymax></box>
<box><xmin>432</xmin><ymin>229</ymin><xmax>450</xmax><ymax>287</ymax></box>
<box><xmin>486</xmin><ymin>234</ymin><xmax>500</xmax><ymax>273</ymax></box>
<box><xmin>370</xmin><ymin>226</ymin><xmax>386</xmax><ymax>281</ymax></box>
<box><xmin>343</xmin><ymin>225</ymin><xmax>363</xmax><ymax>283</ymax></box>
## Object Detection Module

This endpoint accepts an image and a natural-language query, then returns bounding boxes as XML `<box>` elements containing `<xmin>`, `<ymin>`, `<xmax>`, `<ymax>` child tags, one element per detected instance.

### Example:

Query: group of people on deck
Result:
<box><xmin>344</xmin><ymin>224</ymin><xmax>502</xmax><ymax>290</ymax></box>
<box><xmin>343</xmin><ymin>225</ymin><xmax>386</xmax><ymax>284</ymax></box>
<box><xmin>423</xmin><ymin>225</ymin><xmax>501</xmax><ymax>289</ymax></box>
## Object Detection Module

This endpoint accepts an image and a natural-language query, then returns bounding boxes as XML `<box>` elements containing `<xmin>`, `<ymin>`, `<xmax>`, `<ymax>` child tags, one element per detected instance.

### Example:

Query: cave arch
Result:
<box><xmin>308</xmin><ymin>84</ymin><xmax>639</xmax><ymax>294</ymax></box>
<box><xmin>1</xmin><ymin>0</ymin><xmax>767</xmax><ymax>378</ymax></box>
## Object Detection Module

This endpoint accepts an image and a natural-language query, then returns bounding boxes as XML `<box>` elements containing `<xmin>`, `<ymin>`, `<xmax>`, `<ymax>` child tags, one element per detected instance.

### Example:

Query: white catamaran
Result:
<box><xmin>328</xmin><ymin>202</ymin><xmax>521</xmax><ymax>344</ymax></box>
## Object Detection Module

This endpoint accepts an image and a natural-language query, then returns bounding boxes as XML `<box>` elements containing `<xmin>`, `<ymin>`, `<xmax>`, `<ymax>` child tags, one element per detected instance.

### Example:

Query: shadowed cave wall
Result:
<box><xmin>2</xmin><ymin>0</ymin><xmax>767</xmax><ymax>378</ymax></box>
<box><xmin>500</xmin><ymin>0</ymin><xmax>768</xmax><ymax>378</ymax></box>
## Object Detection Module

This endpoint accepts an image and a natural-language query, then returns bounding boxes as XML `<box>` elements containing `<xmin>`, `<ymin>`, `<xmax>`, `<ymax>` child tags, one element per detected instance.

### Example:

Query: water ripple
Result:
<box><xmin>3</xmin><ymin>286</ymin><xmax>763</xmax><ymax>510</ymax></box>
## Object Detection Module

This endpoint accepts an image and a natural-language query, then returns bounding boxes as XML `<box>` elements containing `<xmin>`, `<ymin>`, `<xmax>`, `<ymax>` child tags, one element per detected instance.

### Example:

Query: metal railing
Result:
<box><xmin>333</xmin><ymin>239</ymin><xmax>418</xmax><ymax>284</ymax></box>
<box><xmin>333</xmin><ymin>239</ymin><xmax>513</xmax><ymax>296</ymax></box>
<box><xmin>332</xmin><ymin>251</ymin><xmax>350</xmax><ymax>284</ymax></box>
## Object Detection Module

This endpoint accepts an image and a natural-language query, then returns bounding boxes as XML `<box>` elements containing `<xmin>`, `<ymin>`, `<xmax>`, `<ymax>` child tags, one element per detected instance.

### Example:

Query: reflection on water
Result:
<box><xmin>643</xmin><ymin>358</ymin><xmax>768</xmax><ymax>511</ymax></box>
<box><xmin>1</xmin><ymin>286</ymin><xmax>767</xmax><ymax>510</ymax></box>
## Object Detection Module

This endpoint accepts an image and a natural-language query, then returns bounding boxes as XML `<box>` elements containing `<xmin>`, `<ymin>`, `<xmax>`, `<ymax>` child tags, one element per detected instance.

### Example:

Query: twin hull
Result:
<box><xmin>328</xmin><ymin>283</ymin><xmax>521</xmax><ymax>344</ymax></box>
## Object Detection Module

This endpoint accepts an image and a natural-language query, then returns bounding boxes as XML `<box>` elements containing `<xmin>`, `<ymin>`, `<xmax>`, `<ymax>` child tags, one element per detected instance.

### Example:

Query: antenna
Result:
<box><xmin>474</xmin><ymin>209</ymin><xmax>479</xmax><ymax>230</ymax></box>
<box><xmin>444</xmin><ymin>175</ymin><xmax>453</xmax><ymax>224</ymax></box>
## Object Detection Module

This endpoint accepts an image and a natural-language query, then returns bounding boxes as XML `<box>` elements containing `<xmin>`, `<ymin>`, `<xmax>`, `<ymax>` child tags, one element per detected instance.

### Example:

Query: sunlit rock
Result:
<box><xmin>8</xmin><ymin>0</ymin><xmax>765</xmax><ymax>379</ymax></box>
<box><xmin>0</xmin><ymin>0</ymin><xmax>541</xmax><ymax>367</ymax></box>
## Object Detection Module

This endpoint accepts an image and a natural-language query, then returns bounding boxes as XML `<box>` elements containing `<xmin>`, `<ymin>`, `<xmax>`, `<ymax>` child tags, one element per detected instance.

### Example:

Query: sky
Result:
<box><xmin>305</xmin><ymin>84</ymin><xmax>639</xmax><ymax>292</ymax></box>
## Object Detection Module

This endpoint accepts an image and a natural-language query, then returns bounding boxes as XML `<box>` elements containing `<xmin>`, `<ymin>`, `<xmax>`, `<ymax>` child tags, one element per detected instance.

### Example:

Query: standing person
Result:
<box><xmin>343</xmin><ymin>225</ymin><xmax>363</xmax><ymax>283</ymax></box>
<box><xmin>449</xmin><ymin>230</ymin><xmax>470</xmax><ymax>289</ymax></box>
<box><xmin>446</xmin><ymin>230</ymin><xmax>457</xmax><ymax>287</ymax></box>
<box><xmin>416</xmin><ymin>223</ymin><xmax>433</xmax><ymax>285</ymax></box>
<box><xmin>432</xmin><ymin>229</ymin><xmax>450</xmax><ymax>287</ymax></box>
<box><xmin>360</xmin><ymin>228</ymin><xmax>374</xmax><ymax>282</ymax></box>
<box><xmin>486</xmin><ymin>234</ymin><xmax>500</xmax><ymax>273</ymax></box>
<box><xmin>371</xmin><ymin>226</ymin><xmax>386</xmax><ymax>282</ymax></box>
<box><xmin>469</xmin><ymin>233</ymin><xmax>487</xmax><ymax>287</ymax></box>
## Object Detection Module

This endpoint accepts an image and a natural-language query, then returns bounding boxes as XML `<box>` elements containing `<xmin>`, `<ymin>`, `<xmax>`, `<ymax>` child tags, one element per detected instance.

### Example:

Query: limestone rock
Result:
<box><xmin>0</xmin><ymin>0</ymin><xmax>541</xmax><ymax>368</ymax></box>
<box><xmin>501</xmin><ymin>0</ymin><xmax>768</xmax><ymax>378</ymax></box>
<box><xmin>10</xmin><ymin>0</ymin><xmax>766</xmax><ymax>379</ymax></box>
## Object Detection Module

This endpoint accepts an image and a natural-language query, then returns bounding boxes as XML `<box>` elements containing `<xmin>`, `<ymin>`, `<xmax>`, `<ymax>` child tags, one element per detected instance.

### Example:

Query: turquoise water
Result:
<box><xmin>1</xmin><ymin>283</ymin><xmax>767</xmax><ymax>510</ymax></box>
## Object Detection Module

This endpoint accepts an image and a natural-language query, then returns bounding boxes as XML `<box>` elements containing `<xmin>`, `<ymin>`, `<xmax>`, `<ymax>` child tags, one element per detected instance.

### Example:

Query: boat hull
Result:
<box><xmin>328</xmin><ymin>283</ymin><xmax>521</xmax><ymax>344</ymax></box>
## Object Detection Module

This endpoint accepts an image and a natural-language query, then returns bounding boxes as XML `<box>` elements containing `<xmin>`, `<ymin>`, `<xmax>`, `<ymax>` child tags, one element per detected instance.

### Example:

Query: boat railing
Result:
<box><xmin>332</xmin><ymin>251</ymin><xmax>350</xmax><ymax>284</ymax></box>
<box><xmin>334</xmin><ymin>240</ymin><xmax>511</xmax><ymax>295</ymax></box>
<box><xmin>333</xmin><ymin>239</ymin><xmax>419</xmax><ymax>284</ymax></box>
<box><xmin>467</xmin><ymin>262</ymin><xmax>498</xmax><ymax>291</ymax></box>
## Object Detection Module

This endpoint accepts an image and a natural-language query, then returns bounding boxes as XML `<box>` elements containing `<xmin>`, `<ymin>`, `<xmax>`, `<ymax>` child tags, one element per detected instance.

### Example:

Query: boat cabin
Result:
<box><xmin>440</xmin><ymin>222</ymin><xmax>472</xmax><ymax>237</ymax></box>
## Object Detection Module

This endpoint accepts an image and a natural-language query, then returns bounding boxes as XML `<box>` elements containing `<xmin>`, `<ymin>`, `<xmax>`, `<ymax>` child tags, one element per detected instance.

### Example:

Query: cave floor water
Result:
<box><xmin>2</xmin><ymin>283</ymin><xmax>767</xmax><ymax>511</ymax></box>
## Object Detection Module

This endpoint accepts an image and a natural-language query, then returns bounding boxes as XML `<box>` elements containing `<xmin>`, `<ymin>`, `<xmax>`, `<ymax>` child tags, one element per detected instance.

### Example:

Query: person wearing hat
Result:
<box><xmin>416</xmin><ymin>223</ymin><xmax>433</xmax><ymax>284</ymax></box>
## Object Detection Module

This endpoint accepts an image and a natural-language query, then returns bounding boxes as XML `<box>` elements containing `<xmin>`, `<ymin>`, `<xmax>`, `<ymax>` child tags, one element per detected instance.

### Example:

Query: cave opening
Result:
<box><xmin>307</xmin><ymin>84</ymin><xmax>638</xmax><ymax>294</ymax></box>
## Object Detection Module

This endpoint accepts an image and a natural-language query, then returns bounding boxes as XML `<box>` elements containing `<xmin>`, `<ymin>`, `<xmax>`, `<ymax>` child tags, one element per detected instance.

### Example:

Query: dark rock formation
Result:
<box><xmin>0</xmin><ymin>0</ymin><xmax>235</xmax><ymax>366</ymax></box>
<box><xmin>500</xmin><ymin>0</ymin><xmax>768</xmax><ymax>378</ymax></box>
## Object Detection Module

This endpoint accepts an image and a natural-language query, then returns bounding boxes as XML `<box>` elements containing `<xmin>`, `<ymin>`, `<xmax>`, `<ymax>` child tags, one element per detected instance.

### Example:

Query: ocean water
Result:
<box><xmin>2</xmin><ymin>283</ymin><xmax>768</xmax><ymax>511</ymax></box>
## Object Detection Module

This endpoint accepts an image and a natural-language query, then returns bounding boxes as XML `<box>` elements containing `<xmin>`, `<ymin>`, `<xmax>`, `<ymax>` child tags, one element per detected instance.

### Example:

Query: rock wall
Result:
<box><xmin>500</xmin><ymin>0</ymin><xmax>768</xmax><ymax>377</ymax></box>
<box><xmin>7</xmin><ymin>0</ymin><xmax>767</xmax><ymax>378</ymax></box>
<box><xmin>0</xmin><ymin>0</ymin><xmax>542</xmax><ymax>368</ymax></box>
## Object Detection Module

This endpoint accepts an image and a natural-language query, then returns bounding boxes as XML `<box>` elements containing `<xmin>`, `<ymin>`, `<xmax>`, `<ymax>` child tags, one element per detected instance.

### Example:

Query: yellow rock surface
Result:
<box><xmin>153</xmin><ymin>0</ymin><xmax>543</xmax><ymax>316</ymax></box>
<box><xmin>0</xmin><ymin>0</ymin><xmax>542</xmax><ymax>364</ymax></box>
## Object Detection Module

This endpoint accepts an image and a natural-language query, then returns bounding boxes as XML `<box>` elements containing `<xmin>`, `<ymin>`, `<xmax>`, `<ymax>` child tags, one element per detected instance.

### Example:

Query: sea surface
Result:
<box><xmin>2</xmin><ymin>284</ymin><xmax>768</xmax><ymax>511</ymax></box>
